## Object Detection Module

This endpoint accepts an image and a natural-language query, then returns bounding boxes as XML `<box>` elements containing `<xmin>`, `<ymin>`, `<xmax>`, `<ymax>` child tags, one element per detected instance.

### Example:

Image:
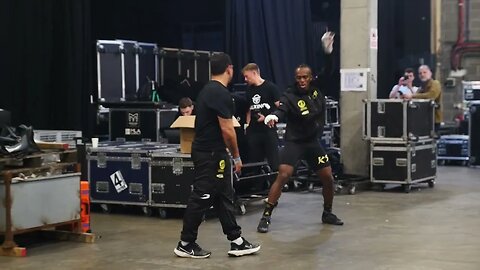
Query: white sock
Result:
<box><xmin>181</xmin><ymin>241</ymin><xmax>189</xmax><ymax>246</ymax></box>
<box><xmin>232</xmin><ymin>237</ymin><xmax>243</xmax><ymax>245</ymax></box>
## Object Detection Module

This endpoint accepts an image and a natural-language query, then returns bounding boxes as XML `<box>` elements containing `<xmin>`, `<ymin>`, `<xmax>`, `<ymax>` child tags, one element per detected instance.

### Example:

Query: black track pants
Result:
<box><xmin>180</xmin><ymin>149</ymin><xmax>242</xmax><ymax>242</ymax></box>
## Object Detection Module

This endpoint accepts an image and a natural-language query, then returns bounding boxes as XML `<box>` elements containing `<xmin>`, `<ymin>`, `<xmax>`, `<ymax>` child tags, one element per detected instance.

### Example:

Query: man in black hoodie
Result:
<box><xmin>257</xmin><ymin>32</ymin><xmax>343</xmax><ymax>233</ymax></box>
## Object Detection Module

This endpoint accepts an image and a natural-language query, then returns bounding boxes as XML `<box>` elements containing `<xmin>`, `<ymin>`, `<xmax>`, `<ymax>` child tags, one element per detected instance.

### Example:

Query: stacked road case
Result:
<box><xmin>158</xmin><ymin>48</ymin><xmax>212</xmax><ymax>86</ymax></box>
<box><xmin>437</xmin><ymin>135</ymin><xmax>470</xmax><ymax>165</ymax></box>
<box><xmin>363</xmin><ymin>99</ymin><xmax>437</xmax><ymax>192</ymax></box>
<box><xmin>108</xmin><ymin>104</ymin><xmax>178</xmax><ymax>142</ymax></box>
<box><xmin>469</xmin><ymin>101</ymin><xmax>480</xmax><ymax>165</ymax></box>
<box><xmin>462</xmin><ymin>81</ymin><xmax>480</xmax><ymax>101</ymax></box>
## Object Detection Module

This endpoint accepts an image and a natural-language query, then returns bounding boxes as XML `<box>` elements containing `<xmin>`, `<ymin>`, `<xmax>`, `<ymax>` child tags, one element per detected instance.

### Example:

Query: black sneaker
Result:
<box><xmin>228</xmin><ymin>237</ymin><xmax>261</xmax><ymax>257</ymax></box>
<box><xmin>322</xmin><ymin>211</ymin><xmax>344</xmax><ymax>225</ymax></box>
<box><xmin>257</xmin><ymin>216</ymin><xmax>271</xmax><ymax>233</ymax></box>
<box><xmin>174</xmin><ymin>241</ymin><xmax>211</xmax><ymax>259</ymax></box>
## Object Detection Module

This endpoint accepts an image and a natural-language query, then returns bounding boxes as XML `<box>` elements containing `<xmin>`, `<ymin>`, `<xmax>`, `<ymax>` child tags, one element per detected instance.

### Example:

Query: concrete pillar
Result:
<box><xmin>340</xmin><ymin>0</ymin><xmax>377</xmax><ymax>176</ymax></box>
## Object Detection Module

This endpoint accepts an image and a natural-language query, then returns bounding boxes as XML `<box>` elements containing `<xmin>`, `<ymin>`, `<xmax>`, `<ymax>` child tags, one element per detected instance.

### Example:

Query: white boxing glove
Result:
<box><xmin>264</xmin><ymin>114</ymin><xmax>279</xmax><ymax>125</ymax></box>
<box><xmin>321</xmin><ymin>31</ymin><xmax>335</xmax><ymax>54</ymax></box>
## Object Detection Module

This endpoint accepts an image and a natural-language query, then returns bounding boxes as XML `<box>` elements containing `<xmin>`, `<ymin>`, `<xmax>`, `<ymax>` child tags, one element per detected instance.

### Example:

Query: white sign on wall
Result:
<box><xmin>340</xmin><ymin>68</ymin><xmax>370</xmax><ymax>92</ymax></box>
<box><xmin>370</xmin><ymin>28</ymin><xmax>378</xmax><ymax>49</ymax></box>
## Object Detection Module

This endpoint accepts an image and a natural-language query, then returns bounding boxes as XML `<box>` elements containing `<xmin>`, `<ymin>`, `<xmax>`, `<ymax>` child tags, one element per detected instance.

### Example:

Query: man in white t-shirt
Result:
<box><xmin>389</xmin><ymin>68</ymin><xmax>418</xmax><ymax>99</ymax></box>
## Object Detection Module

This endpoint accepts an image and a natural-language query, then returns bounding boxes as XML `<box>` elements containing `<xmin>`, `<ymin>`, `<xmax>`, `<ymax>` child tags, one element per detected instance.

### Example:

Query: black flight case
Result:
<box><xmin>370</xmin><ymin>140</ymin><xmax>436</xmax><ymax>193</ymax></box>
<box><xmin>469</xmin><ymin>101</ymin><xmax>480</xmax><ymax>165</ymax></box>
<box><xmin>363</xmin><ymin>99</ymin><xmax>435</xmax><ymax>141</ymax></box>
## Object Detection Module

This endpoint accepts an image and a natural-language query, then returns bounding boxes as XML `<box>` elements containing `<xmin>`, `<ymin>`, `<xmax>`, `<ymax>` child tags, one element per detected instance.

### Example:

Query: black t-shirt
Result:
<box><xmin>192</xmin><ymin>80</ymin><xmax>234</xmax><ymax>152</ymax></box>
<box><xmin>246</xmin><ymin>80</ymin><xmax>280</xmax><ymax>132</ymax></box>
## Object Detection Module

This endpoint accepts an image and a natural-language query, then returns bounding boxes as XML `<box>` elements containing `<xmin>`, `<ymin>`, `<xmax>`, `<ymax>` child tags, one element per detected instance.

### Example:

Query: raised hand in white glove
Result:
<box><xmin>321</xmin><ymin>31</ymin><xmax>335</xmax><ymax>54</ymax></box>
<box><xmin>264</xmin><ymin>114</ymin><xmax>279</xmax><ymax>128</ymax></box>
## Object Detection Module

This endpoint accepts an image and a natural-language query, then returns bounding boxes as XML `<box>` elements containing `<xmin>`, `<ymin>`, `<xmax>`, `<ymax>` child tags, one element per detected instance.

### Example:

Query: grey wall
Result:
<box><xmin>440</xmin><ymin>0</ymin><xmax>480</xmax><ymax>121</ymax></box>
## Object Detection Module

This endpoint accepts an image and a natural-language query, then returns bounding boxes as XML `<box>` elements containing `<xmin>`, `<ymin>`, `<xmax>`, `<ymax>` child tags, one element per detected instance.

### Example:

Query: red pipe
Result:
<box><xmin>450</xmin><ymin>0</ymin><xmax>480</xmax><ymax>70</ymax></box>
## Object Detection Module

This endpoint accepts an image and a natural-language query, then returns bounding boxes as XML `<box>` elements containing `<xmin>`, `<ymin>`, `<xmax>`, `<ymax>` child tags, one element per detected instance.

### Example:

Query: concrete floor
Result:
<box><xmin>1</xmin><ymin>166</ymin><xmax>480</xmax><ymax>269</ymax></box>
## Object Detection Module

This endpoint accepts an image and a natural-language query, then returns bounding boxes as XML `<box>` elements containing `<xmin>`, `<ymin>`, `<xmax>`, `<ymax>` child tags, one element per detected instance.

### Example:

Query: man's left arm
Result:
<box><xmin>313</xmin><ymin>32</ymin><xmax>335</xmax><ymax>89</ymax></box>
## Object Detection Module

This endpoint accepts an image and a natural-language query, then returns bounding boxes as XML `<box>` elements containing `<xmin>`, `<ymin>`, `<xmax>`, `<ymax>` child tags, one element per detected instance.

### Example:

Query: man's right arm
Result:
<box><xmin>389</xmin><ymin>85</ymin><xmax>400</xmax><ymax>98</ymax></box>
<box><xmin>265</xmin><ymin>95</ymin><xmax>288</xmax><ymax>127</ymax></box>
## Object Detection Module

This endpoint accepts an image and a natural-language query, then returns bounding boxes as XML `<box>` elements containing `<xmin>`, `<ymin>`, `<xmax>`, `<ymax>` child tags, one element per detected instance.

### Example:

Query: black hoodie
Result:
<box><xmin>272</xmin><ymin>85</ymin><xmax>326</xmax><ymax>143</ymax></box>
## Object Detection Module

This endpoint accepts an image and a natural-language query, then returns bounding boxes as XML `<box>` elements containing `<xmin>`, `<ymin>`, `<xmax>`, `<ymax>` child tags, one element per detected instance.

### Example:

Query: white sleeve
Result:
<box><xmin>389</xmin><ymin>85</ymin><xmax>399</xmax><ymax>98</ymax></box>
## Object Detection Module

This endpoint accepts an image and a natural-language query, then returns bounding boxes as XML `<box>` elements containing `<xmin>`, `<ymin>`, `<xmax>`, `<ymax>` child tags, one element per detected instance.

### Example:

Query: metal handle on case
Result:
<box><xmin>408</xmin><ymin>132</ymin><xmax>419</xmax><ymax>142</ymax></box>
<box><xmin>97</xmin><ymin>152</ymin><xmax>107</xmax><ymax>168</ymax></box>
<box><xmin>172</xmin><ymin>157</ymin><xmax>184</xmax><ymax>175</ymax></box>
<box><xmin>151</xmin><ymin>183</ymin><xmax>165</xmax><ymax>194</ymax></box>
<box><xmin>396</xmin><ymin>158</ymin><xmax>407</xmax><ymax>167</ymax></box>
<box><xmin>378</xmin><ymin>126</ymin><xmax>385</xmax><ymax>137</ymax></box>
<box><xmin>97</xmin><ymin>44</ymin><xmax>105</xmax><ymax>53</ymax></box>
<box><xmin>372</xmin><ymin>158</ymin><xmax>384</xmax><ymax>166</ymax></box>
<box><xmin>377</xmin><ymin>102</ymin><xmax>385</xmax><ymax>114</ymax></box>
<box><xmin>129</xmin><ymin>183</ymin><xmax>143</xmax><ymax>195</ymax></box>
<box><xmin>411</xmin><ymin>163</ymin><xmax>416</xmax><ymax>172</ymax></box>
<box><xmin>96</xmin><ymin>181</ymin><xmax>109</xmax><ymax>193</ymax></box>
<box><xmin>131</xmin><ymin>153</ymin><xmax>141</xmax><ymax>170</ymax></box>
<box><xmin>431</xmin><ymin>160</ymin><xmax>436</xmax><ymax>168</ymax></box>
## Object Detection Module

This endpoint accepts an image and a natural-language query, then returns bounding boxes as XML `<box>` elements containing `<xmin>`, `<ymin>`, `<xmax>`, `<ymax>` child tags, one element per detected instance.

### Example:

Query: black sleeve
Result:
<box><xmin>272</xmin><ymin>94</ymin><xmax>289</xmax><ymax>122</ymax></box>
<box><xmin>270</xmin><ymin>82</ymin><xmax>281</xmax><ymax>102</ymax></box>
<box><xmin>312</xmin><ymin>52</ymin><xmax>334</xmax><ymax>90</ymax></box>
<box><xmin>208</xmin><ymin>89</ymin><xmax>233</xmax><ymax>119</ymax></box>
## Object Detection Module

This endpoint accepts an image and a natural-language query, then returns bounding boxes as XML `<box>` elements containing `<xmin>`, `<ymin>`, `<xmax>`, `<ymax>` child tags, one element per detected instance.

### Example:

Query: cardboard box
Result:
<box><xmin>170</xmin><ymin>116</ymin><xmax>240</xmax><ymax>154</ymax></box>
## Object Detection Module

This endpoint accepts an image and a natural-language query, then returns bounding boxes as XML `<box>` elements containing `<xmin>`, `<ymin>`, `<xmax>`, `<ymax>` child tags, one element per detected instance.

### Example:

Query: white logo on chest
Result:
<box><xmin>252</xmin><ymin>94</ymin><xmax>261</xmax><ymax>104</ymax></box>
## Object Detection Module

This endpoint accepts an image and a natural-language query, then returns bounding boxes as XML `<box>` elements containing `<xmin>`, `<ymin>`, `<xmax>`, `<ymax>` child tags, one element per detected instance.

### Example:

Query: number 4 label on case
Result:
<box><xmin>110</xmin><ymin>170</ymin><xmax>128</xmax><ymax>193</ymax></box>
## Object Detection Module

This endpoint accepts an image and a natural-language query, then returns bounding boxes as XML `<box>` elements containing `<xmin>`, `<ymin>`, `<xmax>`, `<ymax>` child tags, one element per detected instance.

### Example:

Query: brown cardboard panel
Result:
<box><xmin>171</xmin><ymin>116</ymin><xmax>241</xmax><ymax>154</ymax></box>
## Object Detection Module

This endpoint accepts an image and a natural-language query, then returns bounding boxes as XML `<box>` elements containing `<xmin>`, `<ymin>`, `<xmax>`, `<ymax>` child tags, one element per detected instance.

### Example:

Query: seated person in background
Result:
<box><xmin>178</xmin><ymin>97</ymin><xmax>195</xmax><ymax>116</ymax></box>
<box><xmin>389</xmin><ymin>68</ymin><xmax>418</xmax><ymax>99</ymax></box>
<box><xmin>166</xmin><ymin>97</ymin><xmax>195</xmax><ymax>144</ymax></box>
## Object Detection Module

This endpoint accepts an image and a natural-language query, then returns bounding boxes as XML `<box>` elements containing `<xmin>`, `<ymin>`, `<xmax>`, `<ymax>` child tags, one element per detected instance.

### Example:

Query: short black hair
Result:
<box><xmin>295</xmin><ymin>64</ymin><xmax>312</xmax><ymax>75</ymax></box>
<box><xmin>210</xmin><ymin>53</ymin><xmax>232</xmax><ymax>76</ymax></box>
<box><xmin>404</xmin><ymin>68</ymin><xmax>415</xmax><ymax>74</ymax></box>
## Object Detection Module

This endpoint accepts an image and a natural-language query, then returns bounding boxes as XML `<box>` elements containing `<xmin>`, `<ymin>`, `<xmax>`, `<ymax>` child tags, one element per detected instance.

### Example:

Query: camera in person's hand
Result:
<box><xmin>403</xmin><ymin>75</ymin><xmax>409</xmax><ymax>81</ymax></box>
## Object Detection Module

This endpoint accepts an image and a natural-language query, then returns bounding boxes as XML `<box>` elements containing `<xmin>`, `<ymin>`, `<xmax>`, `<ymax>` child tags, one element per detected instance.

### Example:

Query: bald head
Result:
<box><xmin>418</xmin><ymin>65</ymin><xmax>432</xmax><ymax>82</ymax></box>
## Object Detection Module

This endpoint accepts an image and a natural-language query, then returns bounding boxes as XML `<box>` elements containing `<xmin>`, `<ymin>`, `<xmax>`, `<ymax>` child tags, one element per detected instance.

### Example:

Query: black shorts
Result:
<box><xmin>279</xmin><ymin>140</ymin><xmax>330</xmax><ymax>171</ymax></box>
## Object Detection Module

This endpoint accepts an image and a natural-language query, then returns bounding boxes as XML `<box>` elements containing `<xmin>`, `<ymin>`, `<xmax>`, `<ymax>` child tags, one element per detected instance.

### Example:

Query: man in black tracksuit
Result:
<box><xmin>174</xmin><ymin>53</ymin><xmax>260</xmax><ymax>259</ymax></box>
<box><xmin>242</xmin><ymin>63</ymin><xmax>281</xmax><ymax>170</ymax></box>
<box><xmin>257</xmin><ymin>32</ymin><xmax>343</xmax><ymax>233</ymax></box>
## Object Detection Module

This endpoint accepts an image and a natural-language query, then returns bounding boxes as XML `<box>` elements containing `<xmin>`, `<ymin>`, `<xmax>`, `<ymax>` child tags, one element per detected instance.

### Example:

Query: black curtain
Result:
<box><xmin>0</xmin><ymin>0</ymin><xmax>93</xmax><ymax>135</ymax></box>
<box><xmin>378</xmin><ymin>0</ymin><xmax>397</xmax><ymax>98</ymax></box>
<box><xmin>226</xmin><ymin>0</ymin><xmax>316</xmax><ymax>91</ymax></box>
<box><xmin>378</xmin><ymin>0</ymin><xmax>431</xmax><ymax>98</ymax></box>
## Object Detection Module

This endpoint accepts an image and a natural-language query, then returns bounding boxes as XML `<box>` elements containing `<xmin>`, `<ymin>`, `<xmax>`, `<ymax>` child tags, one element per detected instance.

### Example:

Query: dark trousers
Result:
<box><xmin>247</xmin><ymin>129</ymin><xmax>279</xmax><ymax>171</ymax></box>
<box><xmin>180</xmin><ymin>149</ymin><xmax>242</xmax><ymax>242</ymax></box>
